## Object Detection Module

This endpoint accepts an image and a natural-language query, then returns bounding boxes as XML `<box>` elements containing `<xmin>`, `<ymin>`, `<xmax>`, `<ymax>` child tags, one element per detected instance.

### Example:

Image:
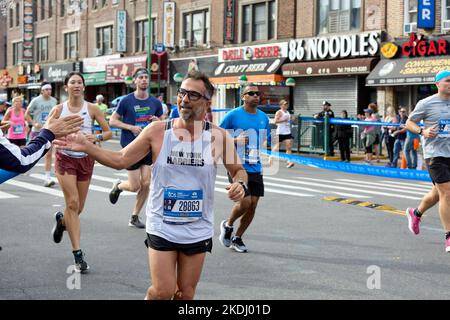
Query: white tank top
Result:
<box><xmin>276</xmin><ymin>110</ymin><xmax>291</xmax><ymax>135</ymax></box>
<box><xmin>146</xmin><ymin>120</ymin><xmax>217</xmax><ymax>244</ymax></box>
<box><xmin>60</xmin><ymin>101</ymin><xmax>92</xmax><ymax>158</ymax></box>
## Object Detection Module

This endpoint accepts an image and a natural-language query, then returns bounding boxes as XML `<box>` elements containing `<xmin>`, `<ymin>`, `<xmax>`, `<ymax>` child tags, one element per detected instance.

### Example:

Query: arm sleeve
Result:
<box><xmin>0</xmin><ymin>129</ymin><xmax>54</xmax><ymax>173</ymax></box>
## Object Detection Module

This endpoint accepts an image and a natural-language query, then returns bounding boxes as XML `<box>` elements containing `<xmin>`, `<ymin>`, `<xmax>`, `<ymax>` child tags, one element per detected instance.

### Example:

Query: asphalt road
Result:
<box><xmin>1</xmin><ymin>140</ymin><xmax>448</xmax><ymax>300</ymax></box>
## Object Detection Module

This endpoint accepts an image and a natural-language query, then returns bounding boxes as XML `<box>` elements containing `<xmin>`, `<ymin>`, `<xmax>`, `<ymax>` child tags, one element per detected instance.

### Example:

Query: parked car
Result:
<box><xmin>111</xmin><ymin>95</ymin><xmax>126</xmax><ymax>108</ymax></box>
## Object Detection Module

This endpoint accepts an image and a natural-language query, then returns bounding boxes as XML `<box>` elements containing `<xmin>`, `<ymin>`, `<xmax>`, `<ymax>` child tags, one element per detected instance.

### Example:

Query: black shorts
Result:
<box><xmin>227</xmin><ymin>171</ymin><xmax>264</xmax><ymax>197</ymax></box>
<box><xmin>145</xmin><ymin>234</ymin><xmax>212</xmax><ymax>255</ymax></box>
<box><xmin>127</xmin><ymin>152</ymin><xmax>152</xmax><ymax>171</ymax></box>
<box><xmin>425</xmin><ymin>157</ymin><xmax>450</xmax><ymax>184</ymax></box>
<box><xmin>278</xmin><ymin>134</ymin><xmax>294</xmax><ymax>143</ymax></box>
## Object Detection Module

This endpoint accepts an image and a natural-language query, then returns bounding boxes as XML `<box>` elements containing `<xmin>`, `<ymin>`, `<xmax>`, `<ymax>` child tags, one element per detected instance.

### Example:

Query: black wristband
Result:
<box><xmin>238</xmin><ymin>180</ymin><xmax>250</xmax><ymax>197</ymax></box>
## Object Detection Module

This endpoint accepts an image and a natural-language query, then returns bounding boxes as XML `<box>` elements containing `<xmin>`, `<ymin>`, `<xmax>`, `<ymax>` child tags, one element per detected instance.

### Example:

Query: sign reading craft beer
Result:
<box><xmin>288</xmin><ymin>32</ymin><xmax>380</xmax><ymax>62</ymax></box>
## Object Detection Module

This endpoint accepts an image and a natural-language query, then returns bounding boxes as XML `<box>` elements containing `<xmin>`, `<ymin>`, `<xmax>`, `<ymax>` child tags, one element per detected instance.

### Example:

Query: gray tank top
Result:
<box><xmin>146</xmin><ymin>120</ymin><xmax>217</xmax><ymax>243</ymax></box>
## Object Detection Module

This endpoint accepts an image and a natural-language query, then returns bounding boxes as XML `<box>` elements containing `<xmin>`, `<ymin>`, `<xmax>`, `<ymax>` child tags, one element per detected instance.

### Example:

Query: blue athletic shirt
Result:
<box><xmin>220</xmin><ymin>106</ymin><xmax>271</xmax><ymax>173</ymax></box>
<box><xmin>115</xmin><ymin>93</ymin><xmax>163</xmax><ymax>147</ymax></box>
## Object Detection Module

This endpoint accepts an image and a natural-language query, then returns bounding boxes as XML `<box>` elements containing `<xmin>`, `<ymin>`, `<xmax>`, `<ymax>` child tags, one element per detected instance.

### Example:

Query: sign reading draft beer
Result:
<box><xmin>22</xmin><ymin>0</ymin><xmax>34</xmax><ymax>62</ymax></box>
<box><xmin>288</xmin><ymin>32</ymin><xmax>380</xmax><ymax>62</ymax></box>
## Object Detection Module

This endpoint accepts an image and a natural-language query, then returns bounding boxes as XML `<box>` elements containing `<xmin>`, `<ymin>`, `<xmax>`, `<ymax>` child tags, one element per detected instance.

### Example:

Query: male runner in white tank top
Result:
<box><xmin>57</xmin><ymin>70</ymin><xmax>248</xmax><ymax>299</ymax></box>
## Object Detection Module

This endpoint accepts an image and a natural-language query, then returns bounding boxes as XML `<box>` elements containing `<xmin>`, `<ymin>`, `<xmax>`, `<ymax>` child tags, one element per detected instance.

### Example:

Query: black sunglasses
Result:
<box><xmin>244</xmin><ymin>91</ymin><xmax>261</xmax><ymax>97</ymax></box>
<box><xmin>177</xmin><ymin>88</ymin><xmax>210</xmax><ymax>101</ymax></box>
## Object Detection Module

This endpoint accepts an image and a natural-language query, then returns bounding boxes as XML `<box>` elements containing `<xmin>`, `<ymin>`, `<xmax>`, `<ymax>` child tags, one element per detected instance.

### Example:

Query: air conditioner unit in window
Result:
<box><xmin>404</xmin><ymin>22</ymin><xmax>418</xmax><ymax>34</ymax></box>
<box><xmin>94</xmin><ymin>48</ymin><xmax>102</xmax><ymax>56</ymax></box>
<box><xmin>443</xmin><ymin>20</ymin><xmax>450</xmax><ymax>31</ymax></box>
<box><xmin>179</xmin><ymin>38</ymin><xmax>189</xmax><ymax>48</ymax></box>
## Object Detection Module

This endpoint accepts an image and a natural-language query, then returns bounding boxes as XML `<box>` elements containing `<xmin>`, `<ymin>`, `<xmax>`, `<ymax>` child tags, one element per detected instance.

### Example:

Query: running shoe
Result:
<box><xmin>44</xmin><ymin>179</ymin><xmax>55</xmax><ymax>188</ymax></box>
<box><xmin>446</xmin><ymin>238</ymin><xmax>450</xmax><ymax>253</ymax></box>
<box><xmin>52</xmin><ymin>211</ymin><xmax>65</xmax><ymax>243</ymax></box>
<box><xmin>286</xmin><ymin>162</ymin><xmax>295</xmax><ymax>168</ymax></box>
<box><xmin>74</xmin><ymin>251</ymin><xmax>90</xmax><ymax>273</ymax></box>
<box><xmin>406</xmin><ymin>207</ymin><xmax>421</xmax><ymax>235</ymax></box>
<box><xmin>219</xmin><ymin>220</ymin><xmax>233</xmax><ymax>247</ymax></box>
<box><xmin>129</xmin><ymin>215</ymin><xmax>145</xmax><ymax>229</ymax></box>
<box><xmin>109</xmin><ymin>180</ymin><xmax>122</xmax><ymax>204</ymax></box>
<box><xmin>230</xmin><ymin>236</ymin><xmax>248</xmax><ymax>253</ymax></box>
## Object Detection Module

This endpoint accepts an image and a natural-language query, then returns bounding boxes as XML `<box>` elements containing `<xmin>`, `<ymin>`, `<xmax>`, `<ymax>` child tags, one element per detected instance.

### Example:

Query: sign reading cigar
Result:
<box><xmin>288</xmin><ymin>32</ymin><xmax>380</xmax><ymax>62</ymax></box>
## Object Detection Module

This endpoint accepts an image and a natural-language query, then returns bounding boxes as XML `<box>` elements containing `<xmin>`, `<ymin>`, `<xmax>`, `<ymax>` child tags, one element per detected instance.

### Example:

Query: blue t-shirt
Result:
<box><xmin>169</xmin><ymin>106</ymin><xmax>179</xmax><ymax>119</ymax></box>
<box><xmin>220</xmin><ymin>106</ymin><xmax>271</xmax><ymax>173</ymax></box>
<box><xmin>115</xmin><ymin>93</ymin><xmax>163</xmax><ymax>147</ymax></box>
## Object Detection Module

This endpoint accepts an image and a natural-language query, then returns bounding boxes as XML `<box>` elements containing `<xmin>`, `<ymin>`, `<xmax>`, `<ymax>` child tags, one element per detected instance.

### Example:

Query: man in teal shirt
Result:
<box><xmin>218</xmin><ymin>84</ymin><xmax>271</xmax><ymax>253</ymax></box>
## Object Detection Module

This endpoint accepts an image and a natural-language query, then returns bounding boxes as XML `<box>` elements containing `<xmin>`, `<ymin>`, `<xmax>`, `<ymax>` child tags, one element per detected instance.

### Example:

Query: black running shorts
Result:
<box><xmin>145</xmin><ymin>234</ymin><xmax>212</xmax><ymax>255</ymax></box>
<box><xmin>127</xmin><ymin>152</ymin><xmax>152</xmax><ymax>171</ymax></box>
<box><xmin>227</xmin><ymin>171</ymin><xmax>264</xmax><ymax>197</ymax></box>
<box><xmin>425</xmin><ymin>157</ymin><xmax>450</xmax><ymax>184</ymax></box>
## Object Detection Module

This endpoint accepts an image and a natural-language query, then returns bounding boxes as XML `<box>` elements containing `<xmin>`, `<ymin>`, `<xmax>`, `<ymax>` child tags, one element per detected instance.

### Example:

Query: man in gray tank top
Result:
<box><xmin>406</xmin><ymin>70</ymin><xmax>450</xmax><ymax>253</ymax></box>
<box><xmin>25</xmin><ymin>83</ymin><xmax>58</xmax><ymax>187</ymax></box>
<box><xmin>57</xmin><ymin>70</ymin><xmax>249</xmax><ymax>300</ymax></box>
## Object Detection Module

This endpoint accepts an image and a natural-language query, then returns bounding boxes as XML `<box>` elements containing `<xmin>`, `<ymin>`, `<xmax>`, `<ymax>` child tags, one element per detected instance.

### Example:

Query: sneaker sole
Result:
<box><xmin>219</xmin><ymin>220</ymin><xmax>232</xmax><ymax>248</ymax></box>
<box><xmin>51</xmin><ymin>212</ymin><xmax>63</xmax><ymax>243</ymax></box>
<box><xmin>230</xmin><ymin>244</ymin><xmax>247</xmax><ymax>253</ymax></box>
<box><xmin>74</xmin><ymin>265</ymin><xmax>90</xmax><ymax>273</ymax></box>
<box><xmin>406</xmin><ymin>208</ymin><xmax>419</xmax><ymax>235</ymax></box>
<box><xmin>128</xmin><ymin>223</ymin><xmax>145</xmax><ymax>228</ymax></box>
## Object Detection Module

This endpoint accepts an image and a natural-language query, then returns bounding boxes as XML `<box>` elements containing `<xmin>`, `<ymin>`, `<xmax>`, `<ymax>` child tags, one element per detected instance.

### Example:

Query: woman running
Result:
<box><xmin>2</xmin><ymin>95</ymin><xmax>32</xmax><ymax>147</ymax></box>
<box><xmin>50</xmin><ymin>72</ymin><xmax>112</xmax><ymax>273</ymax></box>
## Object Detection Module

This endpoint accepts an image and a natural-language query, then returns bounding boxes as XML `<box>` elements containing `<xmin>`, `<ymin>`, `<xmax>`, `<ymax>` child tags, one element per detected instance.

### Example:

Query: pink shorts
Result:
<box><xmin>55</xmin><ymin>152</ymin><xmax>95</xmax><ymax>181</ymax></box>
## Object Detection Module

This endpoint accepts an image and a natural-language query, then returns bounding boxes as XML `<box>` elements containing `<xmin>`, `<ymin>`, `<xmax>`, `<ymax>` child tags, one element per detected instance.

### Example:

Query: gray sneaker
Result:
<box><xmin>230</xmin><ymin>236</ymin><xmax>248</xmax><ymax>253</ymax></box>
<box><xmin>129</xmin><ymin>215</ymin><xmax>145</xmax><ymax>229</ymax></box>
<box><xmin>219</xmin><ymin>220</ymin><xmax>233</xmax><ymax>247</ymax></box>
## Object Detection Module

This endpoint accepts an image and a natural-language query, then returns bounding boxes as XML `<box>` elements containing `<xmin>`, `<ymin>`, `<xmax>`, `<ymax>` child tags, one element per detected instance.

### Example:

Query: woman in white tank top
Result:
<box><xmin>49</xmin><ymin>72</ymin><xmax>112</xmax><ymax>273</ymax></box>
<box><xmin>269</xmin><ymin>99</ymin><xmax>295</xmax><ymax>168</ymax></box>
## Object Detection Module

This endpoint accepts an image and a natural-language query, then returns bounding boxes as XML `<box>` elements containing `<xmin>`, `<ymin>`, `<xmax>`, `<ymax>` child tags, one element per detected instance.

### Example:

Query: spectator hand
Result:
<box><xmin>44</xmin><ymin>109</ymin><xmax>83</xmax><ymax>138</ymax></box>
<box><xmin>53</xmin><ymin>133</ymin><xmax>89</xmax><ymax>152</ymax></box>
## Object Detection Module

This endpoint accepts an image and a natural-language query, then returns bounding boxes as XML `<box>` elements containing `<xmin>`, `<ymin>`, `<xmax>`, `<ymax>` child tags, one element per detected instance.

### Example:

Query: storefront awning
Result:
<box><xmin>282</xmin><ymin>58</ymin><xmax>378</xmax><ymax>77</ymax></box>
<box><xmin>210</xmin><ymin>58</ymin><xmax>285</xmax><ymax>84</ymax></box>
<box><xmin>366</xmin><ymin>56</ymin><xmax>450</xmax><ymax>86</ymax></box>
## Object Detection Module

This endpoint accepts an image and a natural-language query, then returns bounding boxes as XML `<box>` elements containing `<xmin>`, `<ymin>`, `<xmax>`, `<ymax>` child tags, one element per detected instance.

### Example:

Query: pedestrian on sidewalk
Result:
<box><xmin>391</xmin><ymin>107</ymin><xmax>408</xmax><ymax>168</ymax></box>
<box><xmin>270</xmin><ymin>99</ymin><xmax>295</xmax><ymax>168</ymax></box>
<box><xmin>335</xmin><ymin>110</ymin><xmax>352</xmax><ymax>162</ymax></box>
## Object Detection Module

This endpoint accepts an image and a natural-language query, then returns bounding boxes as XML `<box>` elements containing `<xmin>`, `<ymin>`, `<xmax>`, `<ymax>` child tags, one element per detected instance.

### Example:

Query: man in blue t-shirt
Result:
<box><xmin>108</xmin><ymin>68</ymin><xmax>163</xmax><ymax>229</ymax></box>
<box><xmin>218</xmin><ymin>84</ymin><xmax>271</xmax><ymax>253</ymax></box>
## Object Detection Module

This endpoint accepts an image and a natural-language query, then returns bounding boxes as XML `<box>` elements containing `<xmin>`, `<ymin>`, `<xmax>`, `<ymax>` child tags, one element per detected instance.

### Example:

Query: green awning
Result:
<box><xmin>83</xmin><ymin>72</ymin><xmax>106</xmax><ymax>86</ymax></box>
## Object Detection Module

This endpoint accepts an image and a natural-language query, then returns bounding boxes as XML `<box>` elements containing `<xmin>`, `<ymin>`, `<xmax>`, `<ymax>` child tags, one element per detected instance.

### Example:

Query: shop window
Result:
<box><xmin>96</xmin><ymin>26</ymin><xmax>113</xmax><ymax>56</ymax></box>
<box><xmin>36</xmin><ymin>37</ymin><xmax>48</xmax><ymax>62</ymax></box>
<box><xmin>241</xmin><ymin>0</ymin><xmax>276</xmax><ymax>42</ymax></box>
<box><xmin>181</xmin><ymin>9</ymin><xmax>210</xmax><ymax>47</ymax></box>
<box><xmin>13</xmin><ymin>42</ymin><xmax>23</xmax><ymax>65</ymax></box>
<box><xmin>318</xmin><ymin>0</ymin><xmax>361</xmax><ymax>34</ymax></box>
<box><xmin>442</xmin><ymin>0</ymin><xmax>450</xmax><ymax>31</ymax></box>
<box><xmin>135</xmin><ymin>18</ymin><xmax>156</xmax><ymax>52</ymax></box>
<box><xmin>64</xmin><ymin>31</ymin><xmax>78</xmax><ymax>59</ymax></box>
<box><xmin>404</xmin><ymin>0</ymin><xmax>418</xmax><ymax>33</ymax></box>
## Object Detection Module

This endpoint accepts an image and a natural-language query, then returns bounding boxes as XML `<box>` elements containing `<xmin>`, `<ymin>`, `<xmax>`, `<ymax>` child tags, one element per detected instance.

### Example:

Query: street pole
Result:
<box><xmin>147</xmin><ymin>0</ymin><xmax>152</xmax><ymax>95</ymax></box>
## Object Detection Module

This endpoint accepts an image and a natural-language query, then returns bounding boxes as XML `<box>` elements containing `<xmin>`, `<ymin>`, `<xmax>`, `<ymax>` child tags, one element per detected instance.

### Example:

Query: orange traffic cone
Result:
<box><xmin>400</xmin><ymin>152</ymin><xmax>407</xmax><ymax>169</ymax></box>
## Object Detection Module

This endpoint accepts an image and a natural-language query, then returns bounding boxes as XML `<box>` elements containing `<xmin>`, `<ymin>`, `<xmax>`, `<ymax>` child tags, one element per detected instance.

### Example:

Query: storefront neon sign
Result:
<box><xmin>402</xmin><ymin>33</ymin><xmax>448</xmax><ymax>57</ymax></box>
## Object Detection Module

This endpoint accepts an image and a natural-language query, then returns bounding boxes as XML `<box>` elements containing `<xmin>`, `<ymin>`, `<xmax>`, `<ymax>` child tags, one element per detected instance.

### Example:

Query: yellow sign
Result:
<box><xmin>381</xmin><ymin>42</ymin><xmax>398</xmax><ymax>59</ymax></box>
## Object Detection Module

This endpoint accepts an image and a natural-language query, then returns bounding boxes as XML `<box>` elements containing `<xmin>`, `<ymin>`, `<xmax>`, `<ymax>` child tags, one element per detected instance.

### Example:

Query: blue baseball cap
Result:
<box><xmin>435</xmin><ymin>70</ymin><xmax>450</xmax><ymax>82</ymax></box>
